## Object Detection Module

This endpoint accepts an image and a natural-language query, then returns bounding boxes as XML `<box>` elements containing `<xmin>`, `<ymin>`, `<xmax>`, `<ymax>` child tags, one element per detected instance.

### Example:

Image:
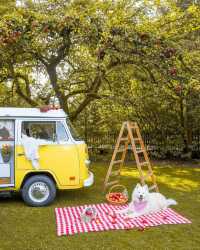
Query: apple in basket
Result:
<box><xmin>109</xmin><ymin>192</ymin><xmax>126</xmax><ymax>202</ymax></box>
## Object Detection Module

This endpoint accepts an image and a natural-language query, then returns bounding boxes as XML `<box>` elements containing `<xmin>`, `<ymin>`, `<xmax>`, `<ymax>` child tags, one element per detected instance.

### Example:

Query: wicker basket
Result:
<box><xmin>106</xmin><ymin>184</ymin><xmax>128</xmax><ymax>205</ymax></box>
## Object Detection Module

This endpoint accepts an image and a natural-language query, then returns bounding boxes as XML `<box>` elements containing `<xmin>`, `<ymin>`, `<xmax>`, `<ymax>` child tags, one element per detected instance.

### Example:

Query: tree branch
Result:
<box><xmin>69</xmin><ymin>72</ymin><xmax>103</xmax><ymax>120</ymax></box>
<box><xmin>14</xmin><ymin>78</ymin><xmax>38</xmax><ymax>106</ymax></box>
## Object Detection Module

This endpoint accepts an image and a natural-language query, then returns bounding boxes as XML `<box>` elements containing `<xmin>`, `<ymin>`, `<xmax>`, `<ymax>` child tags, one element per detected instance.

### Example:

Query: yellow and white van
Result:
<box><xmin>0</xmin><ymin>107</ymin><xmax>93</xmax><ymax>206</ymax></box>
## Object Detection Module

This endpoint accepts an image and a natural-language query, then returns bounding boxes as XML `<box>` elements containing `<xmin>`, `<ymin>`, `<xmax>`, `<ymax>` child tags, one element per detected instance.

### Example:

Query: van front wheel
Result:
<box><xmin>21</xmin><ymin>175</ymin><xmax>56</xmax><ymax>207</ymax></box>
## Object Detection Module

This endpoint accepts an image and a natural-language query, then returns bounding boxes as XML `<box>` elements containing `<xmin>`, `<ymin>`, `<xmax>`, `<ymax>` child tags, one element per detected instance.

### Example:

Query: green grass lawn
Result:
<box><xmin>0</xmin><ymin>161</ymin><xmax>200</xmax><ymax>250</ymax></box>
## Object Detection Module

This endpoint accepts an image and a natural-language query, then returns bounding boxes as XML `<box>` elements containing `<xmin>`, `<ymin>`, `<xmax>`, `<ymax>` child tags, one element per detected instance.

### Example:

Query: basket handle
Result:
<box><xmin>108</xmin><ymin>184</ymin><xmax>127</xmax><ymax>195</ymax></box>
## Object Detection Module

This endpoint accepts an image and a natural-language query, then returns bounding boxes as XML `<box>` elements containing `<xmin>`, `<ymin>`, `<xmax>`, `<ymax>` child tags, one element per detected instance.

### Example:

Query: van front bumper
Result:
<box><xmin>83</xmin><ymin>171</ymin><xmax>94</xmax><ymax>187</ymax></box>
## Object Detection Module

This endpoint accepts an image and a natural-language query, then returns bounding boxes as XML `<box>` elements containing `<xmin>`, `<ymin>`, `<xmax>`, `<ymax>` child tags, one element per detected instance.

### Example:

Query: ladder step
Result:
<box><xmin>133</xmin><ymin>138</ymin><xmax>140</xmax><ymax>141</ymax></box>
<box><xmin>136</xmin><ymin>149</ymin><xmax>145</xmax><ymax>154</ymax></box>
<box><xmin>149</xmin><ymin>184</ymin><xmax>157</xmax><ymax>191</ymax></box>
<box><xmin>130</xmin><ymin>126</ymin><xmax>138</xmax><ymax>129</ymax></box>
<box><xmin>117</xmin><ymin>148</ymin><xmax>126</xmax><ymax>153</ymax></box>
<box><xmin>112</xmin><ymin>160</ymin><xmax>123</xmax><ymax>164</ymax></box>
<box><xmin>120</xmin><ymin>137</ymin><xmax>129</xmax><ymax>141</ymax></box>
<box><xmin>128</xmin><ymin>123</ymin><xmax>137</xmax><ymax>128</ymax></box>
<box><xmin>111</xmin><ymin>170</ymin><xmax>121</xmax><ymax>177</ymax></box>
<box><xmin>140</xmin><ymin>161</ymin><xmax>149</xmax><ymax>166</ymax></box>
<box><xmin>105</xmin><ymin>180</ymin><xmax>119</xmax><ymax>187</ymax></box>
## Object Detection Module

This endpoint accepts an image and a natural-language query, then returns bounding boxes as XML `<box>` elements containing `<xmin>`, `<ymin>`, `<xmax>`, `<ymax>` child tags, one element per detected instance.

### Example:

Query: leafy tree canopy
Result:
<box><xmin>0</xmin><ymin>0</ymin><xmax>200</xmax><ymax>154</ymax></box>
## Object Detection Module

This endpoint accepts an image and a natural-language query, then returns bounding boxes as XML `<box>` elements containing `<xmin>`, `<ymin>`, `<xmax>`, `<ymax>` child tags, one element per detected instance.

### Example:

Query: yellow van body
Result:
<box><xmin>14</xmin><ymin>143</ymin><xmax>90</xmax><ymax>190</ymax></box>
<box><xmin>0</xmin><ymin>108</ymin><xmax>93</xmax><ymax>206</ymax></box>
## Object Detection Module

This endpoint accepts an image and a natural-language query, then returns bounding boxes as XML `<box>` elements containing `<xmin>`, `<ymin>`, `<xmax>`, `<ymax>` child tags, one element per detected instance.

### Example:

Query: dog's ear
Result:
<box><xmin>136</xmin><ymin>183</ymin><xmax>141</xmax><ymax>189</ymax></box>
<box><xmin>144</xmin><ymin>184</ymin><xmax>149</xmax><ymax>191</ymax></box>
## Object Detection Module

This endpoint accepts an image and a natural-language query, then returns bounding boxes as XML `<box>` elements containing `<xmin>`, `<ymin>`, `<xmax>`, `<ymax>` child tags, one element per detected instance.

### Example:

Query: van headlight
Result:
<box><xmin>85</xmin><ymin>159</ymin><xmax>91</xmax><ymax>167</ymax></box>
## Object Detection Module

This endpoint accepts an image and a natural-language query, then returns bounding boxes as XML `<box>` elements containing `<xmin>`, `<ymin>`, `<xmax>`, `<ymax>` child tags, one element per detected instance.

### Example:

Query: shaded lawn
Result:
<box><xmin>0</xmin><ymin>161</ymin><xmax>200</xmax><ymax>250</ymax></box>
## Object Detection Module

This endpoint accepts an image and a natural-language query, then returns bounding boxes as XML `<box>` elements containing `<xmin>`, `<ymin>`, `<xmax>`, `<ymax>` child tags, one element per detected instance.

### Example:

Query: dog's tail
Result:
<box><xmin>166</xmin><ymin>199</ymin><xmax>177</xmax><ymax>206</ymax></box>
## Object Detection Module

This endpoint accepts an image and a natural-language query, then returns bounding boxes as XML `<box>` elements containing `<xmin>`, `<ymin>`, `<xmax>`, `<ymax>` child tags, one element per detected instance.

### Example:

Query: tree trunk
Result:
<box><xmin>179</xmin><ymin>96</ymin><xmax>191</xmax><ymax>157</ymax></box>
<box><xmin>84</xmin><ymin>108</ymin><xmax>88</xmax><ymax>143</ymax></box>
<box><xmin>46</xmin><ymin>64</ymin><xmax>69</xmax><ymax>114</ymax></box>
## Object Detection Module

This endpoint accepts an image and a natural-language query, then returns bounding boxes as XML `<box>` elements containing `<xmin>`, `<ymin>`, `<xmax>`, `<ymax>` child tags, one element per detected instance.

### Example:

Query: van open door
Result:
<box><xmin>0</xmin><ymin>119</ymin><xmax>15</xmax><ymax>187</ymax></box>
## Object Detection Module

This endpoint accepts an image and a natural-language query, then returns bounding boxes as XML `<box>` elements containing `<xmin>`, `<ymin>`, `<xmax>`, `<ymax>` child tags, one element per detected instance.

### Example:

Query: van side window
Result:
<box><xmin>56</xmin><ymin>122</ymin><xmax>68</xmax><ymax>142</ymax></box>
<box><xmin>0</xmin><ymin>120</ymin><xmax>14</xmax><ymax>141</ymax></box>
<box><xmin>22</xmin><ymin>122</ymin><xmax>56</xmax><ymax>141</ymax></box>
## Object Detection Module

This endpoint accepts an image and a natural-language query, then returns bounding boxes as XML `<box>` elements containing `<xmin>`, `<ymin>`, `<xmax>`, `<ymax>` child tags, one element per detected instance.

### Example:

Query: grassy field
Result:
<box><xmin>0</xmin><ymin>161</ymin><xmax>200</xmax><ymax>250</ymax></box>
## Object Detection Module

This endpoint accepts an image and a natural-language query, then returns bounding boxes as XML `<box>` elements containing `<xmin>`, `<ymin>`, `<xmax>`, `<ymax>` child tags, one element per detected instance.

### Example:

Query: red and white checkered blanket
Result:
<box><xmin>55</xmin><ymin>203</ymin><xmax>191</xmax><ymax>236</ymax></box>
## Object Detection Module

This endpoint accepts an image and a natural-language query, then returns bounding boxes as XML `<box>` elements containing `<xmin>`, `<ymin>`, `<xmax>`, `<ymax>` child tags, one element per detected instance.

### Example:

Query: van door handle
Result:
<box><xmin>17</xmin><ymin>153</ymin><xmax>25</xmax><ymax>156</ymax></box>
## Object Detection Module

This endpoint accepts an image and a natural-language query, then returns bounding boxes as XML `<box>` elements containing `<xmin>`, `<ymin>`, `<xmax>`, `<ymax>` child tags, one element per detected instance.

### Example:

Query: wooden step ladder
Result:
<box><xmin>103</xmin><ymin>121</ymin><xmax>159</xmax><ymax>192</ymax></box>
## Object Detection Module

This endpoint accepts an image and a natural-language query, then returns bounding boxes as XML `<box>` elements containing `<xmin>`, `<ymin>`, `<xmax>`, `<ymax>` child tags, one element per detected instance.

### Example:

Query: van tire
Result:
<box><xmin>21</xmin><ymin>175</ymin><xmax>56</xmax><ymax>207</ymax></box>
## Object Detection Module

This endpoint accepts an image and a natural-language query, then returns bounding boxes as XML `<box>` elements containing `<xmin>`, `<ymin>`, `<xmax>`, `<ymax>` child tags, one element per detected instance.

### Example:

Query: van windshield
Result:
<box><xmin>66</xmin><ymin>118</ymin><xmax>82</xmax><ymax>141</ymax></box>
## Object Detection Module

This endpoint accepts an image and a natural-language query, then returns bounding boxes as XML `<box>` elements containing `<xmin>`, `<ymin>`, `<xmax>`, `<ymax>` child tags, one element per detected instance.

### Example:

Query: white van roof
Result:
<box><xmin>0</xmin><ymin>107</ymin><xmax>67</xmax><ymax>118</ymax></box>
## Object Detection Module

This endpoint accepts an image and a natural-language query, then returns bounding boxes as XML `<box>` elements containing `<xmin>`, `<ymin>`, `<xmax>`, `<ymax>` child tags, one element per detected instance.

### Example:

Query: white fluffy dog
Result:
<box><xmin>117</xmin><ymin>183</ymin><xmax>177</xmax><ymax>218</ymax></box>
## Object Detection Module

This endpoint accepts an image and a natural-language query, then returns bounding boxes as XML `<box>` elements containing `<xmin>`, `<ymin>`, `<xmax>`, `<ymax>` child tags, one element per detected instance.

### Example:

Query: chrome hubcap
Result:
<box><xmin>28</xmin><ymin>182</ymin><xmax>50</xmax><ymax>203</ymax></box>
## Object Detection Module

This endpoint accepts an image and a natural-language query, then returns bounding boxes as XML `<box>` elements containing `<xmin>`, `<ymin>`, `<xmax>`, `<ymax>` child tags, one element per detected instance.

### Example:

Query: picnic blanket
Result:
<box><xmin>55</xmin><ymin>203</ymin><xmax>191</xmax><ymax>236</ymax></box>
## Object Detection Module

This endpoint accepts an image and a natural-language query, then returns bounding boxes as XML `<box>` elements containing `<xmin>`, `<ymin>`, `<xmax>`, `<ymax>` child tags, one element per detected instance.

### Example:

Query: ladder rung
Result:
<box><xmin>105</xmin><ymin>180</ymin><xmax>119</xmax><ymax>187</ymax></box>
<box><xmin>111</xmin><ymin>170</ymin><xmax>121</xmax><ymax>177</ymax></box>
<box><xmin>136</xmin><ymin>149</ymin><xmax>145</xmax><ymax>154</ymax></box>
<box><xmin>117</xmin><ymin>148</ymin><xmax>126</xmax><ymax>153</ymax></box>
<box><xmin>120</xmin><ymin>137</ymin><xmax>129</xmax><ymax>141</ymax></box>
<box><xmin>133</xmin><ymin>138</ymin><xmax>140</xmax><ymax>141</ymax></box>
<box><xmin>129</xmin><ymin>124</ymin><xmax>138</xmax><ymax>129</ymax></box>
<box><xmin>149</xmin><ymin>184</ymin><xmax>157</xmax><ymax>191</ymax></box>
<box><xmin>112</xmin><ymin>160</ymin><xmax>123</xmax><ymax>164</ymax></box>
<box><xmin>132</xmin><ymin>128</ymin><xmax>139</xmax><ymax>131</ymax></box>
<box><xmin>140</xmin><ymin>161</ymin><xmax>149</xmax><ymax>166</ymax></box>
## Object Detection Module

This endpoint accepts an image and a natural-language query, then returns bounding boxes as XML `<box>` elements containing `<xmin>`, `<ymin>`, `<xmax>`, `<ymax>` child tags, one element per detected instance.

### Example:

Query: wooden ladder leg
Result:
<box><xmin>119</xmin><ymin>137</ymin><xmax>129</xmax><ymax>168</ymax></box>
<box><xmin>134</xmin><ymin>123</ymin><xmax>159</xmax><ymax>192</ymax></box>
<box><xmin>126</xmin><ymin>122</ymin><xmax>145</xmax><ymax>185</ymax></box>
<box><xmin>103</xmin><ymin>122</ymin><xmax>127</xmax><ymax>191</ymax></box>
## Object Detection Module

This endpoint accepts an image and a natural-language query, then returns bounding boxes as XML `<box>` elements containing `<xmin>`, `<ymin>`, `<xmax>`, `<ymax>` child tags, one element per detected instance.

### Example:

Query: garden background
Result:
<box><xmin>0</xmin><ymin>2</ymin><xmax>200</xmax><ymax>250</ymax></box>
<box><xmin>0</xmin><ymin>0</ymin><xmax>200</xmax><ymax>160</ymax></box>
